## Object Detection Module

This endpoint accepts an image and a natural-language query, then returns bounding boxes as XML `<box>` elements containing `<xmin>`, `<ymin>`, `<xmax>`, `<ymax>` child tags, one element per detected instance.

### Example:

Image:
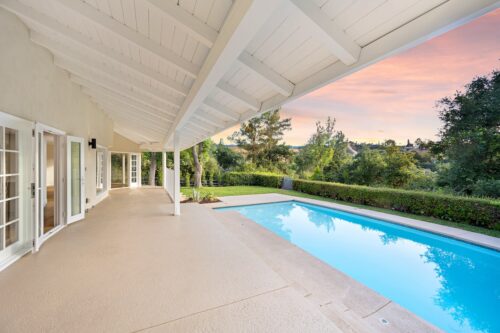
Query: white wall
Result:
<box><xmin>0</xmin><ymin>8</ymin><xmax>115</xmax><ymax>209</ymax></box>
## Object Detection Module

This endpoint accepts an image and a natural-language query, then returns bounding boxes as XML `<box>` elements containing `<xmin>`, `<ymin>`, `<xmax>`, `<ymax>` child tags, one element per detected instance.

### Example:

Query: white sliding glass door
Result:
<box><xmin>66</xmin><ymin>136</ymin><xmax>85</xmax><ymax>224</ymax></box>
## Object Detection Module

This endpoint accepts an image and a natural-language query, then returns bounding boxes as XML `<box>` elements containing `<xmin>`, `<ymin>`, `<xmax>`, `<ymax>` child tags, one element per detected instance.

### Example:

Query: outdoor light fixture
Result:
<box><xmin>88</xmin><ymin>138</ymin><xmax>97</xmax><ymax>149</ymax></box>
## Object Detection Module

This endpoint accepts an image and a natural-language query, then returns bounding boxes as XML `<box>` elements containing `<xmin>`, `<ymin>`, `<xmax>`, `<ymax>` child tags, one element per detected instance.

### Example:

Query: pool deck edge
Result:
<box><xmin>211</xmin><ymin>204</ymin><xmax>442</xmax><ymax>333</ymax></box>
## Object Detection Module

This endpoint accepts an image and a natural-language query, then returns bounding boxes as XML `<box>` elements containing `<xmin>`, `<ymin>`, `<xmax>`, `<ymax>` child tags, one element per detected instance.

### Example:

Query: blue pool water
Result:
<box><xmin>217</xmin><ymin>201</ymin><xmax>500</xmax><ymax>333</ymax></box>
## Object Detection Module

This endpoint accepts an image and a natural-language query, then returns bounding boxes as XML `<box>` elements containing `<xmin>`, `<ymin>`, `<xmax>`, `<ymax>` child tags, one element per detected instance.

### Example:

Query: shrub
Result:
<box><xmin>221</xmin><ymin>172</ymin><xmax>284</xmax><ymax>188</ymax></box>
<box><xmin>292</xmin><ymin>179</ymin><xmax>500</xmax><ymax>229</ymax></box>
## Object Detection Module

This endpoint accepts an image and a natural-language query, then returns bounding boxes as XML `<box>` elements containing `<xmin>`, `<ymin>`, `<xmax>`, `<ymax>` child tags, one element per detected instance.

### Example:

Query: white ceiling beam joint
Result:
<box><xmin>145</xmin><ymin>0</ymin><xmax>218</xmax><ymax>48</ymax></box>
<box><xmin>53</xmin><ymin>0</ymin><xmax>200</xmax><ymax>78</ymax></box>
<box><xmin>203</xmin><ymin>98</ymin><xmax>240</xmax><ymax>121</ymax></box>
<box><xmin>163</xmin><ymin>0</ymin><xmax>285</xmax><ymax>147</ymax></box>
<box><xmin>288</xmin><ymin>0</ymin><xmax>361</xmax><ymax>65</ymax></box>
<box><xmin>216</xmin><ymin>81</ymin><xmax>261</xmax><ymax>111</ymax></box>
<box><xmin>237</xmin><ymin>51</ymin><xmax>294</xmax><ymax>96</ymax></box>
<box><xmin>194</xmin><ymin>113</ymin><xmax>224</xmax><ymax>128</ymax></box>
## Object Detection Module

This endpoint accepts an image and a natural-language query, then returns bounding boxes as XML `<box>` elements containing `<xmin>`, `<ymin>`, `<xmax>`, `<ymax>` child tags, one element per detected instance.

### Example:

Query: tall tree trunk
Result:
<box><xmin>149</xmin><ymin>152</ymin><xmax>157</xmax><ymax>186</ymax></box>
<box><xmin>193</xmin><ymin>143</ymin><xmax>203</xmax><ymax>188</ymax></box>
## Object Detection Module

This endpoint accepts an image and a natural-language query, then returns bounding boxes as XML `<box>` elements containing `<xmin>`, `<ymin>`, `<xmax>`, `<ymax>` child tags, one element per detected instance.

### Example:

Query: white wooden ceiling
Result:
<box><xmin>1</xmin><ymin>0</ymin><xmax>498</xmax><ymax>150</ymax></box>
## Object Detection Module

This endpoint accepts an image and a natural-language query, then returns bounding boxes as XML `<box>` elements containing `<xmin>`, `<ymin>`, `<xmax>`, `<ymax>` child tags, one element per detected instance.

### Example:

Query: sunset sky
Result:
<box><xmin>213</xmin><ymin>9</ymin><xmax>499</xmax><ymax>146</ymax></box>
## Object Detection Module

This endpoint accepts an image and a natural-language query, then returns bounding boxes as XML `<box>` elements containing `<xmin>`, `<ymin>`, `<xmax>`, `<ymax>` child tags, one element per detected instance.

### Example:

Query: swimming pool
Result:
<box><xmin>216</xmin><ymin>201</ymin><xmax>500</xmax><ymax>333</ymax></box>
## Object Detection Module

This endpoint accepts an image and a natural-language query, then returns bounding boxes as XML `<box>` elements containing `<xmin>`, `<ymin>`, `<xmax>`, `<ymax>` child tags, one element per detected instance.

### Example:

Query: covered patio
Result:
<box><xmin>0</xmin><ymin>188</ymin><xmax>441</xmax><ymax>332</ymax></box>
<box><xmin>0</xmin><ymin>188</ymin><xmax>334</xmax><ymax>332</ymax></box>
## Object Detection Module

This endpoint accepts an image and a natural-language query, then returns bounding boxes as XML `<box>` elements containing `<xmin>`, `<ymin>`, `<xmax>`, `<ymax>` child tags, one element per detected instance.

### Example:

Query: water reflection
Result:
<box><xmin>223</xmin><ymin>202</ymin><xmax>500</xmax><ymax>333</ymax></box>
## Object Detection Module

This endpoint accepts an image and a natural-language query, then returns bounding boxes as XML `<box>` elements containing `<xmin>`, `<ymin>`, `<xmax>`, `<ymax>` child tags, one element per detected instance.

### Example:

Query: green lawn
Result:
<box><xmin>182</xmin><ymin>186</ymin><xmax>500</xmax><ymax>238</ymax></box>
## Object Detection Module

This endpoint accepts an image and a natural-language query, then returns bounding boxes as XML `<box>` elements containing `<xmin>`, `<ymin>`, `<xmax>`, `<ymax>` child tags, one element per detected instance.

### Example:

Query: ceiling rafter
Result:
<box><xmin>53</xmin><ymin>0</ymin><xmax>200</xmax><ymax>78</ymax></box>
<box><xmin>190</xmin><ymin>117</ymin><xmax>219</xmax><ymax>133</ymax></box>
<box><xmin>98</xmin><ymin>105</ymin><xmax>168</xmax><ymax>134</ymax></box>
<box><xmin>216</xmin><ymin>81</ymin><xmax>261</xmax><ymax>111</ymax></box>
<box><xmin>32</xmin><ymin>33</ymin><xmax>184</xmax><ymax>107</ymax></box>
<box><xmin>80</xmin><ymin>87</ymin><xmax>175</xmax><ymax>122</ymax></box>
<box><xmin>163</xmin><ymin>0</ymin><xmax>285</xmax><ymax>147</ymax></box>
<box><xmin>89</xmin><ymin>95</ymin><xmax>174</xmax><ymax>124</ymax></box>
<box><xmin>0</xmin><ymin>1</ymin><xmax>191</xmax><ymax>95</ymax></box>
<box><xmin>202</xmin><ymin>98</ymin><xmax>240</xmax><ymax>121</ymax></box>
<box><xmin>193</xmin><ymin>113</ymin><xmax>225</xmax><ymax>128</ymax></box>
<box><xmin>55</xmin><ymin>57</ymin><xmax>182</xmax><ymax>110</ymax></box>
<box><xmin>145</xmin><ymin>0</ymin><xmax>218</xmax><ymax>48</ymax></box>
<box><xmin>70</xmin><ymin>75</ymin><xmax>174</xmax><ymax>115</ymax></box>
<box><xmin>288</xmin><ymin>0</ymin><xmax>361</xmax><ymax>65</ymax></box>
<box><xmin>237</xmin><ymin>51</ymin><xmax>294</xmax><ymax>96</ymax></box>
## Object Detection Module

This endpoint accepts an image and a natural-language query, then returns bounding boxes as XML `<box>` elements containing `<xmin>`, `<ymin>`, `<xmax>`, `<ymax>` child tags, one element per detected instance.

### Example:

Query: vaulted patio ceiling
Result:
<box><xmin>1</xmin><ymin>0</ymin><xmax>497</xmax><ymax>150</ymax></box>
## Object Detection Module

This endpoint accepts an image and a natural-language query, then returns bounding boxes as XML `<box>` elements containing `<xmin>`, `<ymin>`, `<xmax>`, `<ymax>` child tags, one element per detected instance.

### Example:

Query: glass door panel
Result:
<box><xmin>0</xmin><ymin>114</ymin><xmax>30</xmax><ymax>266</ymax></box>
<box><xmin>67</xmin><ymin>136</ymin><xmax>85</xmax><ymax>224</ymax></box>
<box><xmin>130</xmin><ymin>154</ymin><xmax>140</xmax><ymax>188</ymax></box>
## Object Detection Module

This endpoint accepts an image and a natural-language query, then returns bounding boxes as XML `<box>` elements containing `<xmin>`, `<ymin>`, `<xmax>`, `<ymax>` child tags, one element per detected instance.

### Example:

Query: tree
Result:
<box><xmin>434</xmin><ymin>70</ymin><xmax>500</xmax><ymax>197</ymax></box>
<box><xmin>148</xmin><ymin>152</ymin><xmax>157</xmax><ymax>185</ymax></box>
<box><xmin>214</xmin><ymin>140</ymin><xmax>244</xmax><ymax>170</ymax></box>
<box><xmin>295</xmin><ymin>117</ymin><xmax>350</xmax><ymax>180</ymax></box>
<box><xmin>382</xmin><ymin>145</ymin><xmax>418</xmax><ymax>187</ymax></box>
<box><xmin>230</xmin><ymin>109</ymin><xmax>292</xmax><ymax>172</ymax></box>
<box><xmin>192</xmin><ymin>143</ymin><xmax>203</xmax><ymax>188</ymax></box>
<box><xmin>348</xmin><ymin>148</ymin><xmax>386</xmax><ymax>185</ymax></box>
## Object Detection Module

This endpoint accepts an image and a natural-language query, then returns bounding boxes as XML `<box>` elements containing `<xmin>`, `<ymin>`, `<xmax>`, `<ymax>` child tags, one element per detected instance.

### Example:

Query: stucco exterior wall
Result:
<box><xmin>0</xmin><ymin>8</ymin><xmax>113</xmax><ymax>209</ymax></box>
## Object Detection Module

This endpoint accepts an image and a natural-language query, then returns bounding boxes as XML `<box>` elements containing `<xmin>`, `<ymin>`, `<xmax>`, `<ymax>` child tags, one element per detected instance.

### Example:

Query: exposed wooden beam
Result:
<box><xmin>163</xmin><ymin>0</ymin><xmax>284</xmax><ymax>147</ymax></box>
<box><xmin>98</xmin><ymin>105</ymin><xmax>168</xmax><ymax>134</ymax></box>
<box><xmin>55</xmin><ymin>57</ymin><xmax>182</xmax><ymax>109</ymax></box>
<box><xmin>145</xmin><ymin>0</ymin><xmax>218</xmax><ymax>48</ymax></box>
<box><xmin>53</xmin><ymin>0</ymin><xmax>199</xmax><ymax>78</ymax></box>
<box><xmin>193</xmin><ymin>113</ymin><xmax>225</xmax><ymax>128</ymax></box>
<box><xmin>71</xmin><ymin>75</ymin><xmax>174</xmax><ymax>115</ymax></box>
<box><xmin>216</xmin><ymin>81</ymin><xmax>260</xmax><ymax>111</ymax></box>
<box><xmin>202</xmin><ymin>98</ymin><xmax>240</xmax><ymax>121</ymax></box>
<box><xmin>0</xmin><ymin>1</ymin><xmax>189</xmax><ymax>96</ymax></box>
<box><xmin>237</xmin><ymin>51</ymin><xmax>294</xmax><ymax>96</ymax></box>
<box><xmin>90</xmin><ymin>95</ymin><xmax>174</xmax><ymax>124</ymax></box>
<box><xmin>81</xmin><ymin>87</ymin><xmax>175</xmax><ymax>122</ymax></box>
<box><xmin>190</xmin><ymin>118</ymin><xmax>219</xmax><ymax>133</ymax></box>
<box><xmin>33</xmin><ymin>33</ymin><xmax>184</xmax><ymax>107</ymax></box>
<box><xmin>288</xmin><ymin>0</ymin><xmax>361</xmax><ymax>65</ymax></box>
<box><xmin>167</xmin><ymin>0</ymin><xmax>499</xmax><ymax>151</ymax></box>
<box><xmin>96</xmin><ymin>107</ymin><xmax>170</xmax><ymax>134</ymax></box>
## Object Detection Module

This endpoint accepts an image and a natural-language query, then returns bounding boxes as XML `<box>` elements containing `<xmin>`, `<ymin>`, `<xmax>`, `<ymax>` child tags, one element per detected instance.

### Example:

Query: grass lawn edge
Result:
<box><xmin>181</xmin><ymin>186</ymin><xmax>500</xmax><ymax>238</ymax></box>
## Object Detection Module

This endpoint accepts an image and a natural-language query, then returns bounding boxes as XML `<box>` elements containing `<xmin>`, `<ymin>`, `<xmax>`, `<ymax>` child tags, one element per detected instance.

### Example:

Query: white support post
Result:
<box><xmin>122</xmin><ymin>154</ymin><xmax>126</xmax><ymax>185</ymax></box>
<box><xmin>173</xmin><ymin>133</ymin><xmax>181</xmax><ymax>216</ymax></box>
<box><xmin>162</xmin><ymin>151</ymin><xmax>167</xmax><ymax>190</ymax></box>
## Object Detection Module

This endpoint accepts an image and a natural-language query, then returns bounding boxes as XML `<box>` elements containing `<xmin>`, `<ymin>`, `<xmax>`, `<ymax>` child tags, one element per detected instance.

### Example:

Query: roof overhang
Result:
<box><xmin>1</xmin><ymin>0</ymin><xmax>498</xmax><ymax>151</ymax></box>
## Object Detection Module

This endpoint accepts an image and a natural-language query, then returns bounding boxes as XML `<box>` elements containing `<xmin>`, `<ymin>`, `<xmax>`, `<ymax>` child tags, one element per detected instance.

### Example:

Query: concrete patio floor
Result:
<box><xmin>0</xmin><ymin>189</ymin><xmax>340</xmax><ymax>333</ymax></box>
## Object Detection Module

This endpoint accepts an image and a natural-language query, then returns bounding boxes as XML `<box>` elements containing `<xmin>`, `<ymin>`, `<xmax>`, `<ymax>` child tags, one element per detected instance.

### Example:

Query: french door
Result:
<box><xmin>129</xmin><ymin>153</ymin><xmax>140</xmax><ymax>188</ymax></box>
<box><xmin>0</xmin><ymin>112</ymin><xmax>32</xmax><ymax>269</ymax></box>
<box><xmin>66</xmin><ymin>136</ymin><xmax>85</xmax><ymax>224</ymax></box>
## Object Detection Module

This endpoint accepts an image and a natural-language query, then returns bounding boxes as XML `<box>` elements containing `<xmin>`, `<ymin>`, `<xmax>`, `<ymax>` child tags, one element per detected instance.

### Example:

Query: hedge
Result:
<box><xmin>292</xmin><ymin>179</ymin><xmax>500</xmax><ymax>229</ymax></box>
<box><xmin>221</xmin><ymin>172</ymin><xmax>283</xmax><ymax>188</ymax></box>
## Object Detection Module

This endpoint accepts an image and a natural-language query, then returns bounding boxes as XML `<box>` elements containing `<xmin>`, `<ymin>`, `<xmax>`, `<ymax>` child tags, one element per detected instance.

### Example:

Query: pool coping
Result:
<box><xmin>206</xmin><ymin>193</ymin><xmax>500</xmax><ymax>251</ymax></box>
